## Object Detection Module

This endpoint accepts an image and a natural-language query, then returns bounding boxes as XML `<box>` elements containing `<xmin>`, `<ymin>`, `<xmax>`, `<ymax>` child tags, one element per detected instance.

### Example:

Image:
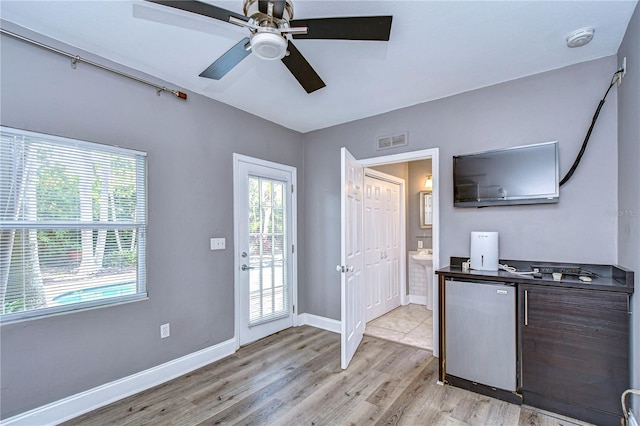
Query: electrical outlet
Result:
<box><xmin>532</xmin><ymin>264</ymin><xmax>583</xmax><ymax>275</ymax></box>
<box><xmin>557</xmin><ymin>266</ymin><xmax>581</xmax><ymax>275</ymax></box>
<box><xmin>160</xmin><ymin>323</ymin><xmax>170</xmax><ymax>339</ymax></box>
<box><xmin>418</xmin><ymin>240</ymin><xmax>423</xmax><ymax>249</ymax></box>
<box><xmin>532</xmin><ymin>265</ymin><xmax>555</xmax><ymax>274</ymax></box>
<box><xmin>210</xmin><ymin>237</ymin><xmax>226</xmax><ymax>250</ymax></box>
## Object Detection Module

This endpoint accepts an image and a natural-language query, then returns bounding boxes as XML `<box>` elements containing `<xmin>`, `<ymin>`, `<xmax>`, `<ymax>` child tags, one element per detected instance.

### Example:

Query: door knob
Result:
<box><xmin>241</xmin><ymin>264</ymin><xmax>254</xmax><ymax>271</ymax></box>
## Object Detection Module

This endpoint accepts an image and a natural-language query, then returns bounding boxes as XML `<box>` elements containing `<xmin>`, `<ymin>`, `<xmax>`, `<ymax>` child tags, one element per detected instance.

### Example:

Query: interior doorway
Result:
<box><xmin>359</xmin><ymin>148</ymin><xmax>440</xmax><ymax>356</ymax></box>
<box><xmin>361</xmin><ymin>165</ymin><xmax>436</xmax><ymax>352</ymax></box>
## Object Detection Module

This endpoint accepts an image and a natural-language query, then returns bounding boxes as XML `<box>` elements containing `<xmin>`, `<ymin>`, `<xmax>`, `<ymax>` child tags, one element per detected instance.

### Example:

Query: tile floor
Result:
<box><xmin>365</xmin><ymin>303</ymin><xmax>433</xmax><ymax>351</ymax></box>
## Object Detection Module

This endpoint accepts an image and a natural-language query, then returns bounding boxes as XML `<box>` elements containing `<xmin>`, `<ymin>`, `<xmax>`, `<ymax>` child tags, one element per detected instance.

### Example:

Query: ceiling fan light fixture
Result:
<box><xmin>250</xmin><ymin>32</ymin><xmax>287</xmax><ymax>60</ymax></box>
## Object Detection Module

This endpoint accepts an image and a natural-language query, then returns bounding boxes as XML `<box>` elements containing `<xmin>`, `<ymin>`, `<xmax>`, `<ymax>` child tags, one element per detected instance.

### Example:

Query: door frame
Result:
<box><xmin>363</xmin><ymin>168</ymin><xmax>407</xmax><ymax>311</ymax></box>
<box><xmin>232</xmin><ymin>153</ymin><xmax>298</xmax><ymax>349</ymax></box>
<box><xmin>359</xmin><ymin>148</ymin><xmax>440</xmax><ymax>357</ymax></box>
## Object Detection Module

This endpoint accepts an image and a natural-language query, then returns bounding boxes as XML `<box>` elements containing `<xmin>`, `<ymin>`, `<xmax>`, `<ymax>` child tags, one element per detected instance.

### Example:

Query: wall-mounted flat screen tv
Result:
<box><xmin>453</xmin><ymin>141</ymin><xmax>559</xmax><ymax>207</ymax></box>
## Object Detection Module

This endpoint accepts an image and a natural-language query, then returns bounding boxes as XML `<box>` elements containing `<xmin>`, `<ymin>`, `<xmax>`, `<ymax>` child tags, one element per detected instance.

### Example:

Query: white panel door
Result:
<box><xmin>364</xmin><ymin>176</ymin><xmax>385</xmax><ymax>322</ymax></box>
<box><xmin>364</xmin><ymin>176</ymin><xmax>401</xmax><ymax>322</ymax></box>
<box><xmin>383</xmin><ymin>180</ymin><xmax>401</xmax><ymax>313</ymax></box>
<box><xmin>340</xmin><ymin>147</ymin><xmax>365</xmax><ymax>369</ymax></box>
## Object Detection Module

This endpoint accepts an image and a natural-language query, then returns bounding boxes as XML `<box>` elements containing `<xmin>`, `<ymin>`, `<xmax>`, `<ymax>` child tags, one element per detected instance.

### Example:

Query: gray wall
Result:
<box><xmin>368</xmin><ymin>162</ymin><xmax>408</xmax><ymax>180</ymax></box>
<box><xmin>617</xmin><ymin>2</ymin><xmax>640</xmax><ymax>413</ymax></box>
<box><xmin>408</xmin><ymin>160</ymin><xmax>433</xmax><ymax>251</ymax></box>
<box><xmin>300</xmin><ymin>55</ymin><xmax>619</xmax><ymax>320</ymax></box>
<box><xmin>2</xmin><ymin>13</ymin><xmax>636</xmax><ymax>421</ymax></box>
<box><xmin>0</xmin><ymin>23</ymin><xmax>303</xmax><ymax>419</ymax></box>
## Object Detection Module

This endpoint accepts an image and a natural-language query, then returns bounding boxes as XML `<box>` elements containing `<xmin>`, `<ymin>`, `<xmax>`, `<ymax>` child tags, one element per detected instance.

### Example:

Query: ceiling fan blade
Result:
<box><xmin>145</xmin><ymin>0</ymin><xmax>249</xmax><ymax>24</ymax></box>
<box><xmin>259</xmin><ymin>0</ymin><xmax>286</xmax><ymax>19</ymax></box>
<box><xmin>290</xmin><ymin>16</ymin><xmax>392</xmax><ymax>41</ymax></box>
<box><xmin>281</xmin><ymin>41</ymin><xmax>325</xmax><ymax>94</ymax></box>
<box><xmin>199</xmin><ymin>37</ymin><xmax>251</xmax><ymax>80</ymax></box>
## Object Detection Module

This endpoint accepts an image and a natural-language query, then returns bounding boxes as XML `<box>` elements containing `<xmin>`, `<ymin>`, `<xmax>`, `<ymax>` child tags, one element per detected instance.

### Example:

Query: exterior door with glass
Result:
<box><xmin>234</xmin><ymin>154</ymin><xmax>296</xmax><ymax>346</ymax></box>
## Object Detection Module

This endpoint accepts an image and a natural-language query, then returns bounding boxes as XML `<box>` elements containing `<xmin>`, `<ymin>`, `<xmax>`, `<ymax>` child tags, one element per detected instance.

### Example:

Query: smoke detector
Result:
<box><xmin>566</xmin><ymin>27</ymin><xmax>595</xmax><ymax>48</ymax></box>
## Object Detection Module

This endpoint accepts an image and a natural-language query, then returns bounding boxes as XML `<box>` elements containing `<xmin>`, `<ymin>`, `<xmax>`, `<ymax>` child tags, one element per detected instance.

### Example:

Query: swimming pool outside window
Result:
<box><xmin>0</xmin><ymin>127</ymin><xmax>147</xmax><ymax>322</ymax></box>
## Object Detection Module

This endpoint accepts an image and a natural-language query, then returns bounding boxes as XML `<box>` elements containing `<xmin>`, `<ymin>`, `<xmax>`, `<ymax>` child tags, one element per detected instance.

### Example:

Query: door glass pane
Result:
<box><xmin>248</xmin><ymin>176</ymin><xmax>288</xmax><ymax>325</ymax></box>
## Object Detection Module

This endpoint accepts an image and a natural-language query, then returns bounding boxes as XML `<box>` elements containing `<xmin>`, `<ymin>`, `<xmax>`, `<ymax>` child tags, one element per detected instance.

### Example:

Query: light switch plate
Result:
<box><xmin>210</xmin><ymin>237</ymin><xmax>226</xmax><ymax>250</ymax></box>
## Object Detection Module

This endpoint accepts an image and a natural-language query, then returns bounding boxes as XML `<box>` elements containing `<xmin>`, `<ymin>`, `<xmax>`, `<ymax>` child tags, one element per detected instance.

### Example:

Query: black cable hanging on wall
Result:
<box><xmin>559</xmin><ymin>69</ymin><xmax>624</xmax><ymax>187</ymax></box>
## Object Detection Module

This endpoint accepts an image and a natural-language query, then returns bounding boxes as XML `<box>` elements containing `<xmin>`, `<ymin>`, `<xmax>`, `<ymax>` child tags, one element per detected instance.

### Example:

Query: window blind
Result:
<box><xmin>0</xmin><ymin>127</ymin><xmax>147</xmax><ymax>322</ymax></box>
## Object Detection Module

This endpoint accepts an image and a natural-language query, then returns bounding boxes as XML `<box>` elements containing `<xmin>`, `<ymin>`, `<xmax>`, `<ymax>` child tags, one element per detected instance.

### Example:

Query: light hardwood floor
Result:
<box><xmin>63</xmin><ymin>326</ymin><xmax>592</xmax><ymax>426</ymax></box>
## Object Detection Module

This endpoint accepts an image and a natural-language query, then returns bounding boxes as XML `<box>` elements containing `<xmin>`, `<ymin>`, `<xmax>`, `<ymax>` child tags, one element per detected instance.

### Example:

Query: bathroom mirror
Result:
<box><xmin>420</xmin><ymin>191</ymin><xmax>433</xmax><ymax>229</ymax></box>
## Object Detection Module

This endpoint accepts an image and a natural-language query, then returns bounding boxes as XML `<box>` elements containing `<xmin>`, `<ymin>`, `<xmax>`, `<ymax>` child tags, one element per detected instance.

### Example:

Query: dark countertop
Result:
<box><xmin>436</xmin><ymin>257</ymin><xmax>634</xmax><ymax>294</ymax></box>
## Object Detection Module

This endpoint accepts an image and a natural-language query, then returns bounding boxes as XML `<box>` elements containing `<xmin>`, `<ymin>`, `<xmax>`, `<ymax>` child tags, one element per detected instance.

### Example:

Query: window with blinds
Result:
<box><xmin>0</xmin><ymin>127</ymin><xmax>147</xmax><ymax>322</ymax></box>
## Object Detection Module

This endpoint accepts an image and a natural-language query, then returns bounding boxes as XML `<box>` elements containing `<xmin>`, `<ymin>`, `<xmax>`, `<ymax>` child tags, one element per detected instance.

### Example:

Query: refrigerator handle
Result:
<box><xmin>524</xmin><ymin>289</ymin><xmax>529</xmax><ymax>326</ymax></box>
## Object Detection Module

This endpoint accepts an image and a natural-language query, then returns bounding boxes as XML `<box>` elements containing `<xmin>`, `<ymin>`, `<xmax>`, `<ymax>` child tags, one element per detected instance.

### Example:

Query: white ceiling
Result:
<box><xmin>1</xmin><ymin>1</ymin><xmax>637</xmax><ymax>133</ymax></box>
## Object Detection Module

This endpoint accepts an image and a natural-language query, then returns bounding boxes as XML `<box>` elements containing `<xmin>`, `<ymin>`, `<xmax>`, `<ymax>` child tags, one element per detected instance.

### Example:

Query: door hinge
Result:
<box><xmin>292</xmin><ymin>244</ymin><xmax>295</xmax><ymax>254</ymax></box>
<box><xmin>292</xmin><ymin>305</ymin><xmax>295</xmax><ymax>313</ymax></box>
<box><xmin>291</xmin><ymin>184</ymin><xmax>294</xmax><ymax>193</ymax></box>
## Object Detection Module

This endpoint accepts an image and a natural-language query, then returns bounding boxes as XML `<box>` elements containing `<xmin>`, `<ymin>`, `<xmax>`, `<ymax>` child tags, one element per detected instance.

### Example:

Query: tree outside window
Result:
<box><xmin>0</xmin><ymin>127</ymin><xmax>147</xmax><ymax>321</ymax></box>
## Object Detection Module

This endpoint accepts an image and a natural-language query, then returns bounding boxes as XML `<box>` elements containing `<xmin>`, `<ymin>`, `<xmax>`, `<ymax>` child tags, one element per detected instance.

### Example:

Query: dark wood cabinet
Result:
<box><xmin>519</xmin><ymin>284</ymin><xmax>630</xmax><ymax>426</ymax></box>
<box><xmin>438</xmin><ymin>260</ymin><xmax>634</xmax><ymax>426</ymax></box>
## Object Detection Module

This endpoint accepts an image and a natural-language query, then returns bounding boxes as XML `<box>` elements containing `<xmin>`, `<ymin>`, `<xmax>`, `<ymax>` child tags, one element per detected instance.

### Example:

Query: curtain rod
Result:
<box><xmin>0</xmin><ymin>28</ymin><xmax>187</xmax><ymax>101</ymax></box>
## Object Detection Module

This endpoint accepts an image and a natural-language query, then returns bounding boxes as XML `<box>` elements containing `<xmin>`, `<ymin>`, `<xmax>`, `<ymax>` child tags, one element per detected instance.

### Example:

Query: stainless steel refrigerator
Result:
<box><xmin>445</xmin><ymin>279</ymin><xmax>516</xmax><ymax>391</ymax></box>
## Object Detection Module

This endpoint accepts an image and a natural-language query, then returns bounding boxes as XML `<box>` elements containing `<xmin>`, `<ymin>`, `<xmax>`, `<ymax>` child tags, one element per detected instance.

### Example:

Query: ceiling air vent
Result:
<box><xmin>377</xmin><ymin>132</ymin><xmax>408</xmax><ymax>150</ymax></box>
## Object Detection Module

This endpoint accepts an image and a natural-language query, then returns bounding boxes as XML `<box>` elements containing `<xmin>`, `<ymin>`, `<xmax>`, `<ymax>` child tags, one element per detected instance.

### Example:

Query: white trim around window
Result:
<box><xmin>0</xmin><ymin>126</ymin><xmax>148</xmax><ymax>323</ymax></box>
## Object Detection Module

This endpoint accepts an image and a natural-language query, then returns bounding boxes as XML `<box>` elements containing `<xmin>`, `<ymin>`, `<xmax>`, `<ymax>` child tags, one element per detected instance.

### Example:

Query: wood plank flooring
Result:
<box><xmin>63</xmin><ymin>326</ymin><xmax>592</xmax><ymax>426</ymax></box>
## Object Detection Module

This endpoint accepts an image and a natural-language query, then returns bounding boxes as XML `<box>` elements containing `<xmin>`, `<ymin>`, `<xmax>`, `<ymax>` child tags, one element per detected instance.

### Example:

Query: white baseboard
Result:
<box><xmin>408</xmin><ymin>295</ymin><xmax>427</xmax><ymax>305</ymax></box>
<box><xmin>2</xmin><ymin>337</ymin><xmax>237</xmax><ymax>426</ymax></box>
<box><xmin>6</xmin><ymin>316</ymin><xmax>340</xmax><ymax>425</ymax></box>
<box><xmin>297</xmin><ymin>313</ymin><xmax>340</xmax><ymax>334</ymax></box>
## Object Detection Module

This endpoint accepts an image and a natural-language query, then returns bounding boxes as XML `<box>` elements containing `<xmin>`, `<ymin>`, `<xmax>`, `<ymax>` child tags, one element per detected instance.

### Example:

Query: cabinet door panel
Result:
<box><xmin>520</xmin><ymin>285</ymin><xmax>629</xmax><ymax>416</ymax></box>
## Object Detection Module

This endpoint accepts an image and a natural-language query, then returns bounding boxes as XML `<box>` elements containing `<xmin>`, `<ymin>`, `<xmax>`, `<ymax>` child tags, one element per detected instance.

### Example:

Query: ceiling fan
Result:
<box><xmin>146</xmin><ymin>0</ymin><xmax>393</xmax><ymax>93</ymax></box>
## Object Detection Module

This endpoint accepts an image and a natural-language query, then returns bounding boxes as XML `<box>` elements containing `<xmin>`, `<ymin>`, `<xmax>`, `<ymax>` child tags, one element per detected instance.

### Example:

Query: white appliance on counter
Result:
<box><xmin>445</xmin><ymin>278</ymin><xmax>516</xmax><ymax>391</ymax></box>
<box><xmin>470</xmin><ymin>231</ymin><xmax>499</xmax><ymax>271</ymax></box>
